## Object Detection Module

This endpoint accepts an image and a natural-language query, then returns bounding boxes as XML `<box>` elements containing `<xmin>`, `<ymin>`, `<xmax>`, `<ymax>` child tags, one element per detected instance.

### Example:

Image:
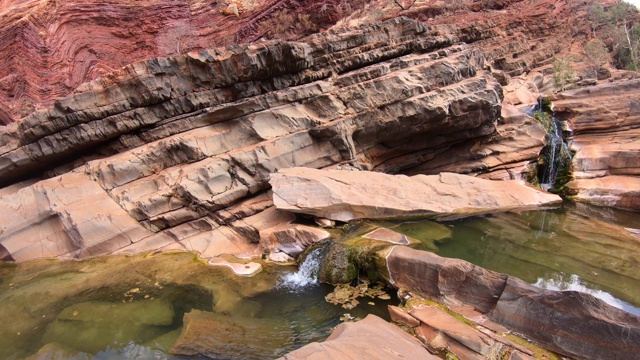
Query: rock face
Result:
<box><xmin>553</xmin><ymin>79</ymin><xmax>640</xmax><ymax>210</ymax></box>
<box><xmin>280</xmin><ymin>314</ymin><xmax>438</xmax><ymax>360</ymax></box>
<box><xmin>271</xmin><ymin>167</ymin><xmax>561</xmax><ymax>221</ymax></box>
<box><xmin>0</xmin><ymin>0</ymin><xmax>594</xmax><ymax>124</ymax></box>
<box><xmin>0</xmin><ymin>18</ymin><xmax>510</xmax><ymax>262</ymax></box>
<box><xmin>386</xmin><ymin>245</ymin><xmax>640</xmax><ymax>360</ymax></box>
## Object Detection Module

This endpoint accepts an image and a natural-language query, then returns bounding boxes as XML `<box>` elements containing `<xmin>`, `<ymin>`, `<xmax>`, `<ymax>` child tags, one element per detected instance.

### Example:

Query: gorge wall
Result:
<box><xmin>0</xmin><ymin>18</ymin><xmax>508</xmax><ymax>262</ymax></box>
<box><xmin>1</xmin><ymin>0</ymin><xmax>638</xmax><ymax>261</ymax></box>
<box><xmin>0</xmin><ymin>0</ymin><xmax>592</xmax><ymax>124</ymax></box>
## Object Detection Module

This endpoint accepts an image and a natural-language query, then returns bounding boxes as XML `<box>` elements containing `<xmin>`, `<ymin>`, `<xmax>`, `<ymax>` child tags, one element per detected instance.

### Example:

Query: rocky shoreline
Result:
<box><xmin>2</xmin><ymin>1</ymin><xmax>640</xmax><ymax>358</ymax></box>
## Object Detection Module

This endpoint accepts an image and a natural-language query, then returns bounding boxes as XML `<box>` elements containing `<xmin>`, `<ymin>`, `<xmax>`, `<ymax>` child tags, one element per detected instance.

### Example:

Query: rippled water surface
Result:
<box><xmin>390</xmin><ymin>202</ymin><xmax>640</xmax><ymax>315</ymax></box>
<box><xmin>0</xmin><ymin>253</ymin><xmax>393</xmax><ymax>359</ymax></box>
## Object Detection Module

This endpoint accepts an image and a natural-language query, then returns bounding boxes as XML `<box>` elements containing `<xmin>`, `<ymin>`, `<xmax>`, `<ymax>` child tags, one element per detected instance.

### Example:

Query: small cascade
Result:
<box><xmin>530</xmin><ymin>97</ymin><xmax>574</xmax><ymax>192</ymax></box>
<box><xmin>278</xmin><ymin>247</ymin><xmax>323</xmax><ymax>291</ymax></box>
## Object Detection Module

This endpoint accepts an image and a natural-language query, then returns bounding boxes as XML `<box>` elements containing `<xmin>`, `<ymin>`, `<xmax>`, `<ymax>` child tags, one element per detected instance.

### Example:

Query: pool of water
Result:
<box><xmin>0</xmin><ymin>253</ymin><xmax>394</xmax><ymax>359</ymax></box>
<box><xmin>388</xmin><ymin>202</ymin><xmax>640</xmax><ymax>316</ymax></box>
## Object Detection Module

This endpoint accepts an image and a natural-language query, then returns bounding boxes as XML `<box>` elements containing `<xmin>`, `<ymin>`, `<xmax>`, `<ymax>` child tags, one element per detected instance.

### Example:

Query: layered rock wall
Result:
<box><xmin>0</xmin><ymin>19</ymin><xmax>507</xmax><ymax>262</ymax></box>
<box><xmin>0</xmin><ymin>0</ymin><xmax>596</xmax><ymax>124</ymax></box>
<box><xmin>554</xmin><ymin>79</ymin><xmax>640</xmax><ymax>210</ymax></box>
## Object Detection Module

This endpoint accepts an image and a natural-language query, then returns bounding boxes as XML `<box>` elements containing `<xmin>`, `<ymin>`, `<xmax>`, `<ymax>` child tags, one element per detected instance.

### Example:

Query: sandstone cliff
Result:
<box><xmin>0</xmin><ymin>0</ymin><xmax>594</xmax><ymax>124</ymax></box>
<box><xmin>0</xmin><ymin>18</ymin><xmax>509</xmax><ymax>262</ymax></box>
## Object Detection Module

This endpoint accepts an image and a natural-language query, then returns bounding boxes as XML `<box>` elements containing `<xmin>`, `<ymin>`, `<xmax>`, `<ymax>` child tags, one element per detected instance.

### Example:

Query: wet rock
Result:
<box><xmin>490</xmin><ymin>277</ymin><xmax>640</xmax><ymax>360</ymax></box>
<box><xmin>271</xmin><ymin>168</ymin><xmax>562</xmax><ymax>222</ymax></box>
<box><xmin>261</xmin><ymin>224</ymin><xmax>331</xmax><ymax>259</ymax></box>
<box><xmin>169</xmin><ymin>309</ymin><xmax>291</xmax><ymax>359</ymax></box>
<box><xmin>314</xmin><ymin>241</ymin><xmax>358</xmax><ymax>285</ymax></box>
<box><xmin>280</xmin><ymin>314</ymin><xmax>439</xmax><ymax>360</ymax></box>
<box><xmin>388</xmin><ymin>305</ymin><xmax>420</xmax><ymax>327</ymax></box>
<box><xmin>387</xmin><ymin>245</ymin><xmax>640</xmax><ymax>360</ymax></box>
<box><xmin>410</xmin><ymin>306</ymin><xmax>496</xmax><ymax>356</ymax></box>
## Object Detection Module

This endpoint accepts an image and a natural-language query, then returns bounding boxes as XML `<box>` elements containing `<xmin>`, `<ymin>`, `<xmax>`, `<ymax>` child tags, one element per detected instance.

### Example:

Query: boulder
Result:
<box><xmin>387</xmin><ymin>246</ymin><xmax>508</xmax><ymax>314</ymax></box>
<box><xmin>271</xmin><ymin>167</ymin><xmax>561</xmax><ymax>222</ymax></box>
<box><xmin>280</xmin><ymin>314</ymin><xmax>439</xmax><ymax>360</ymax></box>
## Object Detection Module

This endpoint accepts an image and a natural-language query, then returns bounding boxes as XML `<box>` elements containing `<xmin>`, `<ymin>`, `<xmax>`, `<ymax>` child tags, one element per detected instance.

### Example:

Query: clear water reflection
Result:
<box><xmin>389</xmin><ymin>202</ymin><xmax>640</xmax><ymax>315</ymax></box>
<box><xmin>0</xmin><ymin>253</ymin><xmax>394</xmax><ymax>359</ymax></box>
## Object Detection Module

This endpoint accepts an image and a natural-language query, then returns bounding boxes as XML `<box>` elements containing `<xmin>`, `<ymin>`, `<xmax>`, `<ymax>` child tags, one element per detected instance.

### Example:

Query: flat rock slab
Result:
<box><xmin>270</xmin><ymin>168</ymin><xmax>561</xmax><ymax>221</ymax></box>
<box><xmin>566</xmin><ymin>175</ymin><xmax>640</xmax><ymax>211</ymax></box>
<box><xmin>410</xmin><ymin>306</ymin><xmax>495</xmax><ymax>356</ymax></box>
<box><xmin>280</xmin><ymin>314</ymin><xmax>438</xmax><ymax>360</ymax></box>
<box><xmin>207</xmin><ymin>257</ymin><xmax>262</xmax><ymax>276</ymax></box>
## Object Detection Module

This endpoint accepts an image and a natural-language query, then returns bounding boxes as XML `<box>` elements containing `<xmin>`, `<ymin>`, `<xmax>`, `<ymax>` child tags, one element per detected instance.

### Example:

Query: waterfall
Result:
<box><xmin>530</xmin><ymin>98</ymin><xmax>573</xmax><ymax>192</ymax></box>
<box><xmin>278</xmin><ymin>247</ymin><xmax>323</xmax><ymax>291</ymax></box>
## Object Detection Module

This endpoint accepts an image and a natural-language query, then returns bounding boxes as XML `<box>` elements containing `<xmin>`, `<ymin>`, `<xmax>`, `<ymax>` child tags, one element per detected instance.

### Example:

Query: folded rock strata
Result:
<box><xmin>270</xmin><ymin>167</ymin><xmax>561</xmax><ymax>221</ymax></box>
<box><xmin>0</xmin><ymin>18</ymin><xmax>510</xmax><ymax>262</ymax></box>
<box><xmin>0</xmin><ymin>0</ymin><xmax>591</xmax><ymax>124</ymax></box>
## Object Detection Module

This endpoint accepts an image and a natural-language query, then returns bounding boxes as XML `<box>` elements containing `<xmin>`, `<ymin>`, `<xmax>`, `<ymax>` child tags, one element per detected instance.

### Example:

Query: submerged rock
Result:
<box><xmin>26</xmin><ymin>342</ymin><xmax>90</xmax><ymax>360</ymax></box>
<box><xmin>271</xmin><ymin>168</ymin><xmax>562</xmax><ymax>222</ymax></box>
<box><xmin>169</xmin><ymin>309</ymin><xmax>291</xmax><ymax>359</ymax></box>
<box><xmin>280</xmin><ymin>314</ymin><xmax>438</xmax><ymax>360</ymax></box>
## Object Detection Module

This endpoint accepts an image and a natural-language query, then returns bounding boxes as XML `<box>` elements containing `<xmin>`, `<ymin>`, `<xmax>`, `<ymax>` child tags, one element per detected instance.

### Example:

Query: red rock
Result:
<box><xmin>271</xmin><ymin>168</ymin><xmax>562</xmax><ymax>222</ymax></box>
<box><xmin>281</xmin><ymin>314</ymin><xmax>439</xmax><ymax>360</ymax></box>
<box><xmin>490</xmin><ymin>277</ymin><xmax>640</xmax><ymax>360</ymax></box>
<box><xmin>387</xmin><ymin>246</ymin><xmax>508</xmax><ymax>313</ymax></box>
<box><xmin>387</xmin><ymin>246</ymin><xmax>640</xmax><ymax>360</ymax></box>
<box><xmin>409</xmin><ymin>306</ymin><xmax>496</xmax><ymax>356</ymax></box>
<box><xmin>388</xmin><ymin>305</ymin><xmax>421</xmax><ymax>327</ymax></box>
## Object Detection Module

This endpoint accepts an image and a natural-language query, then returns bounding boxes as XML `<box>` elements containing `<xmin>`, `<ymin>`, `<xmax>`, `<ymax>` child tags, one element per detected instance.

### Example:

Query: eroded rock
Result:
<box><xmin>169</xmin><ymin>309</ymin><xmax>291</xmax><ymax>359</ymax></box>
<box><xmin>271</xmin><ymin>167</ymin><xmax>561</xmax><ymax>222</ymax></box>
<box><xmin>554</xmin><ymin>79</ymin><xmax>640</xmax><ymax>210</ymax></box>
<box><xmin>0</xmin><ymin>18</ymin><xmax>507</xmax><ymax>263</ymax></box>
<box><xmin>386</xmin><ymin>245</ymin><xmax>640</xmax><ymax>359</ymax></box>
<box><xmin>280</xmin><ymin>314</ymin><xmax>439</xmax><ymax>360</ymax></box>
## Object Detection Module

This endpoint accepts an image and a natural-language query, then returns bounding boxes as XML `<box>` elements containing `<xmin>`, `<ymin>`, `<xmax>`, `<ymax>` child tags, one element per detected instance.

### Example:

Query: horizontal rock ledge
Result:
<box><xmin>270</xmin><ymin>167</ymin><xmax>561</xmax><ymax>221</ymax></box>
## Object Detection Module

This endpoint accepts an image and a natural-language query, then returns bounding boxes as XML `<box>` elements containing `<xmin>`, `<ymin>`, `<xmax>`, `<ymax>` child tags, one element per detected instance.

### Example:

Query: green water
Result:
<box><xmin>0</xmin><ymin>253</ymin><xmax>394</xmax><ymax>359</ymax></box>
<box><xmin>390</xmin><ymin>202</ymin><xmax>640</xmax><ymax>316</ymax></box>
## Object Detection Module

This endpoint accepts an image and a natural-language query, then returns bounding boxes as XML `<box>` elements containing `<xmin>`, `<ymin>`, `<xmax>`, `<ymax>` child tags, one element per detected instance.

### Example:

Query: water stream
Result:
<box><xmin>525</xmin><ymin>101</ymin><xmax>573</xmax><ymax>191</ymax></box>
<box><xmin>278</xmin><ymin>247</ymin><xmax>322</xmax><ymax>290</ymax></box>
